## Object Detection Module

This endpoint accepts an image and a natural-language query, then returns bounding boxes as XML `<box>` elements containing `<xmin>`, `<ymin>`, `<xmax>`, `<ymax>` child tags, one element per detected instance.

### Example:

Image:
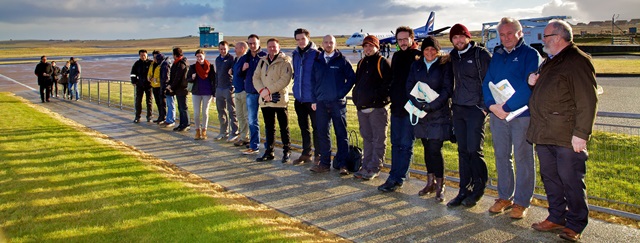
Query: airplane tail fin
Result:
<box><xmin>425</xmin><ymin>11</ymin><xmax>435</xmax><ymax>33</ymax></box>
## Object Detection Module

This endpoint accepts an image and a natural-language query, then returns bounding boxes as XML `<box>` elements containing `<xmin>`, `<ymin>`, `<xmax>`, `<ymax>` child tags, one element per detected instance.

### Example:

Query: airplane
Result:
<box><xmin>345</xmin><ymin>11</ymin><xmax>450</xmax><ymax>47</ymax></box>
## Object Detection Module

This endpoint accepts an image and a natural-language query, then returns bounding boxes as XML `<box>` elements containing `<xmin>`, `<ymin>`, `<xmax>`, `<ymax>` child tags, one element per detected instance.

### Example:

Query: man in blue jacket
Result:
<box><xmin>241</xmin><ymin>34</ymin><xmax>267</xmax><ymax>155</ymax></box>
<box><xmin>482</xmin><ymin>17</ymin><xmax>542</xmax><ymax>219</ymax></box>
<box><xmin>291</xmin><ymin>28</ymin><xmax>321</xmax><ymax>165</ymax></box>
<box><xmin>309</xmin><ymin>35</ymin><xmax>356</xmax><ymax>173</ymax></box>
<box><xmin>215</xmin><ymin>41</ymin><xmax>239</xmax><ymax>141</ymax></box>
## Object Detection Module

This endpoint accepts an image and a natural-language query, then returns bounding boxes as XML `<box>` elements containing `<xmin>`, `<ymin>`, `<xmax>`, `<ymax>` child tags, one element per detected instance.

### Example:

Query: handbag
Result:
<box><xmin>405</xmin><ymin>81</ymin><xmax>439</xmax><ymax>125</ymax></box>
<box><xmin>345</xmin><ymin>130</ymin><xmax>363</xmax><ymax>173</ymax></box>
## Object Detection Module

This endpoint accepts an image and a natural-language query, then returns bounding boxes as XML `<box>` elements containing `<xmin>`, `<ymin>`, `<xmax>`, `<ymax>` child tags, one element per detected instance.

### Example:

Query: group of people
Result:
<box><xmin>379</xmin><ymin>42</ymin><xmax>392</xmax><ymax>58</ymax></box>
<box><xmin>122</xmin><ymin>18</ymin><xmax>595</xmax><ymax>242</ymax></box>
<box><xmin>34</xmin><ymin>56</ymin><xmax>81</xmax><ymax>102</ymax></box>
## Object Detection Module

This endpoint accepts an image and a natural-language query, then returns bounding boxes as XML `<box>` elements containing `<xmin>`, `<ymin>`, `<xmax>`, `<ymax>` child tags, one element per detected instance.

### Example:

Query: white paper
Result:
<box><xmin>410</xmin><ymin>81</ymin><xmax>439</xmax><ymax>103</ymax></box>
<box><xmin>489</xmin><ymin>79</ymin><xmax>528</xmax><ymax>121</ymax></box>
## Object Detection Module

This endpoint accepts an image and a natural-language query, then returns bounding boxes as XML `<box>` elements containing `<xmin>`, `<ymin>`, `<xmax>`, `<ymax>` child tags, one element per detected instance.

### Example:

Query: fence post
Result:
<box><xmin>107</xmin><ymin>81</ymin><xmax>111</xmax><ymax>107</ymax></box>
<box><xmin>97</xmin><ymin>80</ymin><xmax>100</xmax><ymax>104</ymax></box>
<box><xmin>119</xmin><ymin>81</ymin><xmax>123</xmax><ymax>110</ymax></box>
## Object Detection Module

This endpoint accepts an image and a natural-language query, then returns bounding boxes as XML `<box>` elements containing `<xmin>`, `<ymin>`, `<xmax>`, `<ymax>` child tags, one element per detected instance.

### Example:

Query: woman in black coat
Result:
<box><xmin>406</xmin><ymin>36</ymin><xmax>453</xmax><ymax>202</ymax></box>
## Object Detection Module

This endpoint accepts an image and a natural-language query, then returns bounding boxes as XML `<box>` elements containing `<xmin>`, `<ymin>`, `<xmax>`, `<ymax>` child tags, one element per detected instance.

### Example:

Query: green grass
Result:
<box><xmin>0</xmin><ymin>92</ymin><xmax>340</xmax><ymax>242</ymax></box>
<box><xmin>591</xmin><ymin>58</ymin><xmax>640</xmax><ymax>74</ymax></box>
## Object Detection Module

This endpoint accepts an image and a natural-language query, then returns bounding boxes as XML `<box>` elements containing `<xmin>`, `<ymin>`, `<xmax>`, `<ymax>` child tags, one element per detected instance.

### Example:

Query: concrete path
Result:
<box><xmin>9</xmin><ymin>87</ymin><xmax>640</xmax><ymax>242</ymax></box>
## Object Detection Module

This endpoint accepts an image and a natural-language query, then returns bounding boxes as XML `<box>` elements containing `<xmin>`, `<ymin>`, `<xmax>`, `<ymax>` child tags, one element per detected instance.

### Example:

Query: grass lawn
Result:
<box><xmin>591</xmin><ymin>58</ymin><xmax>640</xmax><ymax>74</ymax></box>
<box><xmin>0</xmin><ymin>92</ymin><xmax>344</xmax><ymax>242</ymax></box>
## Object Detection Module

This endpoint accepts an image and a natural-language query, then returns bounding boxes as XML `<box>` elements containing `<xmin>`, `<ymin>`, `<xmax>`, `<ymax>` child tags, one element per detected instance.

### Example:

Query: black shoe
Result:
<box><xmin>447</xmin><ymin>193</ymin><xmax>467</xmax><ymax>207</ymax></box>
<box><xmin>176</xmin><ymin>126</ymin><xmax>190</xmax><ymax>132</ymax></box>
<box><xmin>461</xmin><ymin>191</ymin><xmax>484</xmax><ymax>207</ymax></box>
<box><xmin>378</xmin><ymin>180</ymin><xmax>403</xmax><ymax>192</ymax></box>
<box><xmin>146</xmin><ymin>117</ymin><xmax>152</xmax><ymax>122</ymax></box>
<box><xmin>256</xmin><ymin>152</ymin><xmax>275</xmax><ymax>162</ymax></box>
<box><xmin>173</xmin><ymin>126</ymin><xmax>181</xmax><ymax>131</ymax></box>
<box><xmin>281</xmin><ymin>151</ymin><xmax>291</xmax><ymax>163</ymax></box>
<box><xmin>133</xmin><ymin>118</ymin><xmax>140</xmax><ymax>123</ymax></box>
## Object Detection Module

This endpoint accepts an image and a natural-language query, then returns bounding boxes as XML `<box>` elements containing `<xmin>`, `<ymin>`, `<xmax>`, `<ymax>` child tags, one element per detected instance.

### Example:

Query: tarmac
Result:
<box><xmin>7</xmin><ymin>85</ymin><xmax>640</xmax><ymax>242</ymax></box>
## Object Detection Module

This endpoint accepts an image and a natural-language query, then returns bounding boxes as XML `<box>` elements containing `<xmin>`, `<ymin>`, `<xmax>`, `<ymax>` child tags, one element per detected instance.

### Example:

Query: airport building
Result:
<box><xmin>199</xmin><ymin>26</ymin><xmax>223</xmax><ymax>48</ymax></box>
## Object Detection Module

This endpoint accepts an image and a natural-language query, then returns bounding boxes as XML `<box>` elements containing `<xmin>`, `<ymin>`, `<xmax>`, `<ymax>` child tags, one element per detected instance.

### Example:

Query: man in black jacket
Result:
<box><xmin>168</xmin><ymin>47</ymin><xmax>190</xmax><ymax>131</ymax></box>
<box><xmin>130</xmin><ymin>49</ymin><xmax>153</xmax><ymax>123</ymax></box>
<box><xmin>34</xmin><ymin>55</ymin><xmax>52</xmax><ymax>103</ymax></box>
<box><xmin>378</xmin><ymin>26</ymin><xmax>422</xmax><ymax>192</ymax></box>
<box><xmin>446</xmin><ymin>23</ymin><xmax>492</xmax><ymax>208</ymax></box>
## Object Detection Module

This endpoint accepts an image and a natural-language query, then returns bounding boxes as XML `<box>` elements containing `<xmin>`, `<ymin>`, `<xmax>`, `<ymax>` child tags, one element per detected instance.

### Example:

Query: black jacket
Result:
<box><xmin>34</xmin><ymin>61</ymin><xmax>52</xmax><ymax>86</ymax></box>
<box><xmin>130</xmin><ymin>58</ymin><xmax>152</xmax><ymax>87</ymax></box>
<box><xmin>450</xmin><ymin>41</ymin><xmax>491</xmax><ymax>108</ymax></box>
<box><xmin>169</xmin><ymin>57</ymin><xmax>189</xmax><ymax>96</ymax></box>
<box><xmin>390</xmin><ymin>47</ymin><xmax>422</xmax><ymax>116</ymax></box>
<box><xmin>51</xmin><ymin>65</ymin><xmax>60</xmax><ymax>82</ymax></box>
<box><xmin>353</xmin><ymin>52</ymin><xmax>392</xmax><ymax>110</ymax></box>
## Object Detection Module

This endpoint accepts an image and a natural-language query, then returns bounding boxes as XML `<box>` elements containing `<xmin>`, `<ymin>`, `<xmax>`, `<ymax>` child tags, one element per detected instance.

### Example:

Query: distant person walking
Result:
<box><xmin>68</xmin><ymin>57</ymin><xmax>81</xmax><ymax>101</ymax></box>
<box><xmin>215</xmin><ymin>41</ymin><xmax>239</xmax><ymax>141</ymax></box>
<box><xmin>59</xmin><ymin>61</ymin><xmax>70</xmax><ymax>98</ymax></box>
<box><xmin>232</xmin><ymin>41</ymin><xmax>250</xmax><ymax>147</ymax></box>
<box><xmin>168</xmin><ymin>47</ymin><xmax>190</xmax><ymax>132</ymax></box>
<box><xmin>34</xmin><ymin>55</ymin><xmax>52</xmax><ymax>103</ymax></box>
<box><xmin>130</xmin><ymin>49</ymin><xmax>153</xmax><ymax>123</ymax></box>
<box><xmin>187</xmin><ymin>49</ymin><xmax>216</xmax><ymax>140</ymax></box>
<box><xmin>50</xmin><ymin>61</ymin><xmax>60</xmax><ymax>98</ymax></box>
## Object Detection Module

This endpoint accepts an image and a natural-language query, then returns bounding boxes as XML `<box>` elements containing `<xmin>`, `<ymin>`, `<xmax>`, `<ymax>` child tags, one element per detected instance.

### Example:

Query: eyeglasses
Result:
<box><xmin>543</xmin><ymin>33</ymin><xmax>557</xmax><ymax>38</ymax></box>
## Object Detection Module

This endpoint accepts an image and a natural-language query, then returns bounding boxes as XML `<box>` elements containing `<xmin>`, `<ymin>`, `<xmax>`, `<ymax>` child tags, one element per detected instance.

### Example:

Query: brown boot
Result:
<box><xmin>292</xmin><ymin>154</ymin><xmax>311</xmax><ymax>165</ymax></box>
<box><xmin>201</xmin><ymin>128</ymin><xmax>207</xmax><ymax>140</ymax></box>
<box><xmin>194</xmin><ymin>128</ymin><xmax>202</xmax><ymax>140</ymax></box>
<box><xmin>418</xmin><ymin>173</ymin><xmax>436</xmax><ymax>196</ymax></box>
<box><xmin>435</xmin><ymin>178</ymin><xmax>446</xmax><ymax>202</ymax></box>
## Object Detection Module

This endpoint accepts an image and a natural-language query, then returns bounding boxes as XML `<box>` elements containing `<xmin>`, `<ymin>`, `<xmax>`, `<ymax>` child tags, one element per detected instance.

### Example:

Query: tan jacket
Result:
<box><xmin>252</xmin><ymin>52</ymin><xmax>293</xmax><ymax>108</ymax></box>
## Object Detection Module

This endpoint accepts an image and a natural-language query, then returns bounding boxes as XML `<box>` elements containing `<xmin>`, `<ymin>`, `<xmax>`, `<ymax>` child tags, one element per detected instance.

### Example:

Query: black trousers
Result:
<box><xmin>39</xmin><ymin>84</ymin><xmax>50</xmax><ymax>102</ymax></box>
<box><xmin>152</xmin><ymin>87</ymin><xmax>166</xmax><ymax>121</ymax></box>
<box><xmin>135</xmin><ymin>85</ymin><xmax>153</xmax><ymax>119</ymax></box>
<box><xmin>452</xmin><ymin>104</ymin><xmax>488</xmax><ymax>196</ymax></box>
<box><xmin>536</xmin><ymin>144</ymin><xmax>589</xmax><ymax>233</ymax></box>
<box><xmin>261</xmin><ymin>107</ymin><xmax>291</xmax><ymax>153</ymax></box>
<box><xmin>50</xmin><ymin>80</ymin><xmax>58</xmax><ymax>97</ymax></box>
<box><xmin>294</xmin><ymin>100</ymin><xmax>318</xmax><ymax>156</ymax></box>
<box><xmin>421</xmin><ymin>138</ymin><xmax>444</xmax><ymax>178</ymax></box>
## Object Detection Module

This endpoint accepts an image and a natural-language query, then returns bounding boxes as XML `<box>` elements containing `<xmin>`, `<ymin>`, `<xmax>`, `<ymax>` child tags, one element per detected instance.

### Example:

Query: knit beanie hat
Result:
<box><xmin>421</xmin><ymin>36</ymin><xmax>441</xmax><ymax>52</ymax></box>
<box><xmin>362</xmin><ymin>35</ymin><xmax>380</xmax><ymax>49</ymax></box>
<box><xmin>449</xmin><ymin>23</ymin><xmax>471</xmax><ymax>42</ymax></box>
<box><xmin>155</xmin><ymin>53</ymin><xmax>164</xmax><ymax>63</ymax></box>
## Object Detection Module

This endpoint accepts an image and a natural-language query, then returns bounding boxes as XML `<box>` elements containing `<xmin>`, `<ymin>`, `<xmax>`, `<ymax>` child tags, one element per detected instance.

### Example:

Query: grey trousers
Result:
<box><xmin>233</xmin><ymin>91</ymin><xmax>249</xmax><ymax>141</ymax></box>
<box><xmin>357</xmin><ymin>107</ymin><xmax>389</xmax><ymax>173</ymax></box>
<box><xmin>216</xmin><ymin>88</ymin><xmax>238</xmax><ymax>136</ymax></box>
<box><xmin>489</xmin><ymin>114</ymin><xmax>535</xmax><ymax>207</ymax></box>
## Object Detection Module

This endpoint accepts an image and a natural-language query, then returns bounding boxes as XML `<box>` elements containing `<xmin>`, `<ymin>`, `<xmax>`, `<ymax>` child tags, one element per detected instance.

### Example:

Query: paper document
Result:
<box><xmin>489</xmin><ymin>79</ymin><xmax>528</xmax><ymax>122</ymax></box>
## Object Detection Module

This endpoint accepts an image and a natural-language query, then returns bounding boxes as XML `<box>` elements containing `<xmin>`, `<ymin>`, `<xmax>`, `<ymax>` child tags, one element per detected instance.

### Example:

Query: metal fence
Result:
<box><xmin>78</xmin><ymin>77</ymin><xmax>640</xmax><ymax>221</ymax></box>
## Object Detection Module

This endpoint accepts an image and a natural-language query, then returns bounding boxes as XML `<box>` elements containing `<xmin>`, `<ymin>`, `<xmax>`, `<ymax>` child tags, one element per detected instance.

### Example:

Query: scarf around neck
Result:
<box><xmin>195</xmin><ymin>60</ymin><xmax>211</xmax><ymax>80</ymax></box>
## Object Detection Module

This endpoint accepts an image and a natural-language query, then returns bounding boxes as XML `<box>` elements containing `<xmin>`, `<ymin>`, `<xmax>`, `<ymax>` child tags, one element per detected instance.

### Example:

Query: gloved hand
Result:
<box><xmin>270</xmin><ymin>92</ymin><xmax>281</xmax><ymax>103</ymax></box>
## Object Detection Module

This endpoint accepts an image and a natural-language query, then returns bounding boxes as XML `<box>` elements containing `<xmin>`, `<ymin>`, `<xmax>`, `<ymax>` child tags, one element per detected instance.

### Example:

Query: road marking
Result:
<box><xmin>0</xmin><ymin>73</ymin><xmax>36</xmax><ymax>91</ymax></box>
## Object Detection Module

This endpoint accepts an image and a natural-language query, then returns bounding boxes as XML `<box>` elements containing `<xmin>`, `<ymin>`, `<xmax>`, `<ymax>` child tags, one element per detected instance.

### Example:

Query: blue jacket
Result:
<box><xmin>483</xmin><ymin>38</ymin><xmax>541</xmax><ymax>117</ymax></box>
<box><xmin>232</xmin><ymin>54</ymin><xmax>248</xmax><ymax>93</ymax></box>
<box><xmin>215</xmin><ymin>53</ymin><xmax>235</xmax><ymax>90</ymax></box>
<box><xmin>243</xmin><ymin>49</ymin><xmax>267</xmax><ymax>94</ymax></box>
<box><xmin>311</xmin><ymin>50</ymin><xmax>356</xmax><ymax>102</ymax></box>
<box><xmin>292</xmin><ymin>42</ymin><xmax>320</xmax><ymax>103</ymax></box>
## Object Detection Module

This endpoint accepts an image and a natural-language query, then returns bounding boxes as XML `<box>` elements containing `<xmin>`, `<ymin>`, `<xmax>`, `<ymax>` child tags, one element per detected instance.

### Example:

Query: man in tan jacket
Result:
<box><xmin>253</xmin><ymin>38</ymin><xmax>294</xmax><ymax>163</ymax></box>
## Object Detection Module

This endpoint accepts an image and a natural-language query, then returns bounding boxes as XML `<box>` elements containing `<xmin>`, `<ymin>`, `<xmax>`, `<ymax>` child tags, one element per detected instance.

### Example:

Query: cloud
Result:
<box><xmin>541</xmin><ymin>0</ymin><xmax>640</xmax><ymax>23</ymax></box>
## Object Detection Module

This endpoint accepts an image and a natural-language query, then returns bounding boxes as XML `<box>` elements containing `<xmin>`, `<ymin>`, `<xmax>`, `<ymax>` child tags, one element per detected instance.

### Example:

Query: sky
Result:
<box><xmin>0</xmin><ymin>0</ymin><xmax>638</xmax><ymax>40</ymax></box>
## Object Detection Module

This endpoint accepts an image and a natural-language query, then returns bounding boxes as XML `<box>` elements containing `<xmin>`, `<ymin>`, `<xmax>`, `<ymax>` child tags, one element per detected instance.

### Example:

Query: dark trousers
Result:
<box><xmin>452</xmin><ymin>104</ymin><xmax>488</xmax><ymax>196</ymax></box>
<box><xmin>294</xmin><ymin>100</ymin><xmax>318</xmax><ymax>156</ymax></box>
<box><xmin>316</xmin><ymin>100</ymin><xmax>349</xmax><ymax>169</ymax></box>
<box><xmin>135</xmin><ymin>85</ymin><xmax>153</xmax><ymax>119</ymax></box>
<box><xmin>176</xmin><ymin>95</ymin><xmax>189</xmax><ymax>128</ymax></box>
<box><xmin>50</xmin><ymin>80</ymin><xmax>58</xmax><ymax>97</ymax></box>
<box><xmin>60</xmin><ymin>83</ymin><xmax>69</xmax><ymax>98</ymax></box>
<box><xmin>387</xmin><ymin>114</ymin><xmax>415</xmax><ymax>184</ymax></box>
<box><xmin>536</xmin><ymin>144</ymin><xmax>589</xmax><ymax>233</ymax></box>
<box><xmin>39</xmin><ymin>84</ymin><xmax>50</xmax><ymax>102</ymax></box>
<box><xmin>261</xmin><ymin>107</ymin><xmax>291</xmax><ymax>153</ymax></box>
<box><xmin>152</xmin><ymin>87</ymin><xmax>166</xmax><ymax>121</ymax></box>
<box><xmin>421</xmin><ymin>138</ymin><xmax>444</xmax><ymax>178</ymax></box>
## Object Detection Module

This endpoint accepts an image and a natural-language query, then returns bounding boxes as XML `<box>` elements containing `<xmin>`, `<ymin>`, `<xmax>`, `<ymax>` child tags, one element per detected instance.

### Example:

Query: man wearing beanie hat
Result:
<box><xmin>352</xmin><ymin>35</ymin><xmax>392</xmax><ymax>179</ymax></box>
<box><xmin>447</xmin><ymin>23</ymin><xmax>493</xmax><ymax>208</ymax></box>
<box><xmin>378</xmin><ymin>26</ymin><xmax>422</xmax><ymax>192</ymax></box>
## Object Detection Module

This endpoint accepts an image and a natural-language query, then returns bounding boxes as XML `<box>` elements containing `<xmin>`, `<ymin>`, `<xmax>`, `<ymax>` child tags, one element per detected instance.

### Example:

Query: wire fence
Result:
<box><xmin>78</xmin><ymin>77</ymin><xmax>640</xmax><ymax>221</ymax></box>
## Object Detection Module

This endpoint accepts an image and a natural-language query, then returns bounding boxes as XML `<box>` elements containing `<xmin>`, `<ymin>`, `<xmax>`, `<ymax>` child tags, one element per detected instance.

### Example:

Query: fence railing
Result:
<box><xmin>78</xmin><ymin>77</ymin><xmax>640</xmax><ymax>221</ymax></box>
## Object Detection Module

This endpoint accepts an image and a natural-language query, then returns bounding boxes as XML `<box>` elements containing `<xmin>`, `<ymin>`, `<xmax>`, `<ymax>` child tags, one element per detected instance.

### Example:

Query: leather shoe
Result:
<box><xmin>256</xmin><ymin>152</ymin><xmax>275</xmax><ymax>162</ymax></box>
<box><xmin>461</xmin><ymin>193</ymin><xmax>483</xmax><ymax>207</ymax></box>
<box><xmin>310</xmin><ymin>164</ymin><xmax>330</xmax><ymax>173</ymax></box>
<box><xmin>378</xmin><ymin>180</ymin><xmax>403</xmax><ymax>192</ymax></box>
<box><xmin>339</xmin><ymin>167</ymin><xmax>350</xmax><ymax>175</ymax></box>
<box><xmin>133</xmin><ymin>118</ymin><xmax>140</xmax><ymax>123</ymax></box>
<box><xmin>446</xmin><ymin>193</ymin><xmax>467</xmax><ymax>207</ymax></box>
<box><xmin>281</xmin><ymin>151</ymin><xmax>291</xmax><ymax>163</ymax></box>
<box><xmin>532</xmin><ymin>220</ymin><xmax>565</xmax><ymax>232</ymax></box>
<box><xmin>558</xmin><ymin>228</ymin><xmax>581</xmax><ymax>242</ymax></box>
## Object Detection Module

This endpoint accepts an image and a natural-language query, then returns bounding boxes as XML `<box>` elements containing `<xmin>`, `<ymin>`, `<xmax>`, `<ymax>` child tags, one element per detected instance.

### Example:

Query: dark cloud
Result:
<box><xmin>222</xmin><ymin>0</ymin><xmax>442</xmax><ymax>22</ymax></box>
<box><xmin>0</xmin><ymin>0</ymin><xmax>219</xmax><ymax>23</ymax></box>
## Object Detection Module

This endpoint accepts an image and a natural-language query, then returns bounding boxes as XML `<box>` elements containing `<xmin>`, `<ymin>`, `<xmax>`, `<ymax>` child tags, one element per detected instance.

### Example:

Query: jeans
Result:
<box><xmin>246</xmin><ymin>93</ymin><xmax>260</xmax><ymax>150</ymax></box>
<box><xmin>68</xmin><ymin>82</ymin><xmax>79</xmax><ymax>100</ymax></box>
<box><xmin>452</xmin><ymin>104</ymin><xmax>488</xmax><ymax>196</ymax></box>
<box><xmin>165</xmin><ymin>95</ymin><xmax>176</xmax><ymax>124</ymax></box>
<box><xmin>261</xmin><ymin>107</ymin><xmax>291</xmax><ymax>152</ymax></box>
<box><xmin>489</xmin><ymin>114</ymin><xmax>535</xmax><ymax>207</ymax></box>
<box><xmin>192</xmin><ymin>95</ymin><xmax>213</xmax><ymax>130</ymax></box>
<box><xmin>386</xmin><ymin>114</ymin><xmax>415</xmax><ymax>184</ymax></box>
<box><xmin>294</xmin><ymin>100</ymin><xmax>318</xmax><ymax>156</ymax></box>
<box><xmin>357</xmin><ymin>108</ymin><xmax>389</xmax><ymax>173</ymax></box>
<box><xmin>316</xmin><ymin>100</ymin><xmax>349</xmax><ymax>169</ymax></box>
<box><xmin>176</xmin><ymin>94</ymin><xmax>189</xmax><ymax>128</ymax></box>
<box><xmin>536</xmin><ymin>144</ymin><xmax>589</xmax><ymax>233</ymax></box>
<box><xmin>234</xmin><ymin>91</ymin><xmax>249</xmax><ymax>141</ymax></box>
<box><xmin>152</xmin><ymin>87</ymin><xmax>166</xmax><ymax>121</ymax></box>
<box><xmin>135</xmin><ymin>85</ymin><xmax>153</xmax><ymax>120</ymax></box>
<box><xmin>216</xmin><ymin>88</ymin><xmax>238</xmax><ymax>136</ymax></box>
